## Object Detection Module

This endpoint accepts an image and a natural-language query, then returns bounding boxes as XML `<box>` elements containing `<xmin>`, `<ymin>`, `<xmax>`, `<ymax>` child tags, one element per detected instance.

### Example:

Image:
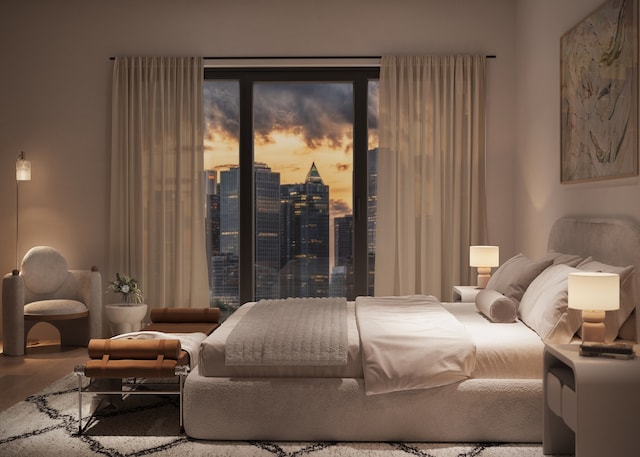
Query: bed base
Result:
<box><xmin>184</xmin><ymin>370</ymin><xmax>542</xmax><ymax>442</ymax></box>
<box><xmin>183</xmin><ymin>217</ymin><xmax>640</xmax><ymax>442</ymax></box>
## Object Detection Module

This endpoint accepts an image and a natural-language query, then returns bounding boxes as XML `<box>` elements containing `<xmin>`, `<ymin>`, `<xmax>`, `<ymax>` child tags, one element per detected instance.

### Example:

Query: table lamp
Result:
<box><xmin>469</xmin><ymin>245</ymin><xmax>499</xmax><ymax>289</ymax></box>
<box><xmin>568</xmin><ymin>271</ymin><xmax>619</xmax><ymax>343</ymax></box>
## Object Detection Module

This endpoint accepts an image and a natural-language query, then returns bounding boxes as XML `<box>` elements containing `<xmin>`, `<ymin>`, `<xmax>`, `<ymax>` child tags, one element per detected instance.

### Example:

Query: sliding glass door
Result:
<box><xmin>204</xmin><ymin>68</ymin><xmax>378</xmax><ymax>319</ymax></box>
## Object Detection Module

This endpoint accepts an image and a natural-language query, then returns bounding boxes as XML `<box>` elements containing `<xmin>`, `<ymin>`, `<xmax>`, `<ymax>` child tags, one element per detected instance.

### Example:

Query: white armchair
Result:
<box><xmin>2</xmin><ymin>246</ymin><xmax>102</xmax><ymax>356</ymax></box>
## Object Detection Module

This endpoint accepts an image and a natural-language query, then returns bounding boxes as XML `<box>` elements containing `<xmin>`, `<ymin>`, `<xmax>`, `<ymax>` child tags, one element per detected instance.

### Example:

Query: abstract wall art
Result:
<box><xmin>560</xmin><ymin>0</ymin><xmax>638</xmax><ymax>183</ymax></box>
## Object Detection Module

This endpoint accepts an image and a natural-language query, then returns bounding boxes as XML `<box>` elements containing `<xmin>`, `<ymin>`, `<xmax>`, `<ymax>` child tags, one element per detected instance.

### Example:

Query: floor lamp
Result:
<box><xmin>16</xmin><ymin>151</ymin><xmax>31</xmax><ymax>270</ymax></box>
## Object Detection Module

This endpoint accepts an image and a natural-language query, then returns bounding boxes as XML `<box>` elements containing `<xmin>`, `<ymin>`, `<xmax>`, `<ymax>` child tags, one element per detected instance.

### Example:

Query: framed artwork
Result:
<box><xmin>560</xmin><ymin>0</ymin><xmax>638</xmax><ymax>183</ymax></box>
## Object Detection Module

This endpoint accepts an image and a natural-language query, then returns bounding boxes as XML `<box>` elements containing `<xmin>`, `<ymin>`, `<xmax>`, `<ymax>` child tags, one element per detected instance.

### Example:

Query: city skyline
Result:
<box><xmin>203</xmin><ymin>80</ymin><xmax>379</xmax><ymax>220</ymax></box>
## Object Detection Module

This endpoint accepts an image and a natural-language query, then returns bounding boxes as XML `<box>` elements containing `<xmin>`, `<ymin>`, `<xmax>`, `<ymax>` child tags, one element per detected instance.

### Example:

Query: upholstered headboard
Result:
<box><xmin>548</xmin><ymin>216</ymin><xmax>640</xmax><ymax>343</ymax></box>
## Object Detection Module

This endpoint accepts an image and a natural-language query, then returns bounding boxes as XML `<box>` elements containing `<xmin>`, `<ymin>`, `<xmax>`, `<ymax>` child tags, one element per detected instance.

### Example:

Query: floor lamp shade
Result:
<box><xmin>469</xmin><ymin>246</ymin><xmax>499</xmax><ymax>288</ymax></box>
<box><xmin>16</xmin><ymin>151</ymin><xmax>31</xmax><ymax>181</ymax></box>
<box><xmin>568</xmin><ymin>272</ymin><xmax>620</xmax><ymax>343</ymax></box>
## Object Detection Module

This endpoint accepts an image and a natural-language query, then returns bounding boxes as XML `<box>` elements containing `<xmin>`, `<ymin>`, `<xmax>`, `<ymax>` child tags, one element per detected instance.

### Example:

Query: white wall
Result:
<box><xmin>0</xmin><ymin>0</ymin><xmax>517</xmax><ymax>339</ymax></box>
<box><xmin>514</xmin><ymin>0</ymin><xmax>640</xmax><ymax>257</ymax></box>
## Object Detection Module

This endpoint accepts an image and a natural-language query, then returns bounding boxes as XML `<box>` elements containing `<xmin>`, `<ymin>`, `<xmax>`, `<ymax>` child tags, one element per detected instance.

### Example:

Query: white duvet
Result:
<box><xmin>111</xmin><ymin>331</ymin><xmax>207</xmax><ymax>369</ymax></box>
<box><xmin>356</xmin><ymin>295</ymin><xmax>476</xmax><ymax>395</ymax></box>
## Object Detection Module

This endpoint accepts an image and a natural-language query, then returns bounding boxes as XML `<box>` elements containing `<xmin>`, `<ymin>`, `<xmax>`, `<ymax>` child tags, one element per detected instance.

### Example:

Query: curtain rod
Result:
<box><xmin>201</xmin><ymin>55</ymin><xmax>497</xmax><ymax>59</ymax></box>
<box><xmin>109</xmin><ymin>55</ymin><xmax>497</xmax><ymax>61</ymax></box>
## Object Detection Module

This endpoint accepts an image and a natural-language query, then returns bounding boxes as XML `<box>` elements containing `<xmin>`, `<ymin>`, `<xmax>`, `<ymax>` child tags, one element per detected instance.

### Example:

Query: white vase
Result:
<box><xmin>105</xmin><ymin>303</ymin><xmax>148</xmax><ymax>336</ymax></box>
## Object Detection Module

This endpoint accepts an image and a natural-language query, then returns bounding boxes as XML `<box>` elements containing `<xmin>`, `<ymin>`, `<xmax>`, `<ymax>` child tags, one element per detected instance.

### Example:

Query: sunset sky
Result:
<box><xmin>203</xmin><ymin>80</ymin><xmax>379</xmax><ymax>219</ymax></box>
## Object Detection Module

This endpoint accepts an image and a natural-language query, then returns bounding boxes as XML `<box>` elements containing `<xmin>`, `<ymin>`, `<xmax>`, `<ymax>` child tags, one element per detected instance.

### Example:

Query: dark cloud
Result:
<box><xmin>336</xmin><ymin>162</ymin><xmax>350</xmax><ymax>172</ymax></box>
<box><xmin>204</xmin><ymin>80</ymin><xmax>379</xmax><ymax>150</ymax></box>
<box><xmin>331</xmin><ymin>199</ymin><xmax>351</xmax><ymax>214</ymax></box>
<box><xmin>254</xmin><ymin>83</ymin><xmax>353</xmax><ymax>149</ymax></box>
<box><xmin>204</xmin><ymin>81</ymin><xmax>240</xmax><ymax>141</ymax></box>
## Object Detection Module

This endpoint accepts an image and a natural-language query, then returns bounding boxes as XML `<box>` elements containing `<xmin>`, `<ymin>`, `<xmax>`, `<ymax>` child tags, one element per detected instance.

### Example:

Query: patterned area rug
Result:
<box><xmin>0</xmin><ymin>374</ymin><xmax>547</xmax><ymax>457</ymax></box>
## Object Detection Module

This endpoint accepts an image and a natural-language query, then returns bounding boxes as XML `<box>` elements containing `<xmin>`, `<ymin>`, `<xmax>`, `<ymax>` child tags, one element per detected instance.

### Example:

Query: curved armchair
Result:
<box><xmin>2</xmin><ymin>246</ymin><xmax>102</xmax><ymax>356</ymax></box>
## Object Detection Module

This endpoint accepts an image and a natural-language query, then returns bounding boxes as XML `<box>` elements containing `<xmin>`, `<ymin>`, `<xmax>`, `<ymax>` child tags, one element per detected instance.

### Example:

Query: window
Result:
<box><xmin>204</xmin><ymin>67</ymin><xmax>378</xmax><ymax>319</ymax></box>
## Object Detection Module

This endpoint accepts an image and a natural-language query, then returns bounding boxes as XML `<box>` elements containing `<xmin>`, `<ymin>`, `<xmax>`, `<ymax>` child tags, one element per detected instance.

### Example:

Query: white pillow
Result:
<box><xmin>540</xmin><ymin>250</ymin><xmax>584</xmax><ymax>267</ymax></box>
<box><xmin>486</xmin><ymin>254</ymin><xmax>553</xmax><ymax>303</ymax></box>
<box><xmin>474</xmin><ymin>289</ymin><xmax>517</xmax><ymax>323</ymax></box>
<box><xmin>519</xmin><ymin>264</ymin><xmax>582</xmax><ymax>343</ymax></box>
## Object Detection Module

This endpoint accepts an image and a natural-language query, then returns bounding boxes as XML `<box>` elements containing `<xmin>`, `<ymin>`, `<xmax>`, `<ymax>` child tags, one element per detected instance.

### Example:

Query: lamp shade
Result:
<box><xmin>469</xmin><ymin>246</ymin><xmax>499</xmax><ymax>267</ymax></box>
<box><xmin>568</xmin><ymin>272</ymin><xmax>620</xmax><ymax>311</ymax></box>
<box><xmin>16</xmin><ymin>152</ymin><xmax>31</xmax><ymax>181</ymax></box>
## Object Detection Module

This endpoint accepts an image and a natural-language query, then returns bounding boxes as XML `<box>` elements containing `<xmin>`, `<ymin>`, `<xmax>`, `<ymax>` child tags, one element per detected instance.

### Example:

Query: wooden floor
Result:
<box><xmin>0</xmin><ymin>340</ymin><xmax>88</xmax><ymax>412</ymax></box>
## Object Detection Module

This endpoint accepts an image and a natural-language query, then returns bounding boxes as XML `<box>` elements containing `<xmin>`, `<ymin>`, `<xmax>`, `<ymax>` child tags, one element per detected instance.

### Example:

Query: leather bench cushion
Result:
<box><xmin>150</xmin><ymin>307</ymin><xmax>220</xmax><ymax>323</ymax></box>
<box><xmin>88</xmin><ymin>338</ymin><xmax>182</xmax><ymax>360</ymax></box>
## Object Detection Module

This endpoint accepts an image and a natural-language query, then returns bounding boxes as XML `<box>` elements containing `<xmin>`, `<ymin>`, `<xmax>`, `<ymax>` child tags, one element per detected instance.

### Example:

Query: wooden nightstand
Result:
<box><xmin>543</xmin><ymin>343</ymin><xmax>640</xmax><ymax>457</ymax></box>
<box><xmin>451</xmin><ymin>285</ymin><xmax>481</xmax><ymax>302</ymax></box>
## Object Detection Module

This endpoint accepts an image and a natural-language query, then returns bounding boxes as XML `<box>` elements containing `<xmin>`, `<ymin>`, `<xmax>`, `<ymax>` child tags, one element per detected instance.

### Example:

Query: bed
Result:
<box><xmin>183</xmin><ymin>216</ymin><xmax>640</xmax><ymax>442</ymax></box>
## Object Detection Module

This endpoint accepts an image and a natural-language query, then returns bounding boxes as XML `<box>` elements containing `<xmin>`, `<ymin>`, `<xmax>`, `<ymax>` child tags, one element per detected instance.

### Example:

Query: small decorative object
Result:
<box><xmin>469</xmin><ymin>245</ymin><xmax>500</xmax><ymax>289</ymax></box>
<box><xmin>105</xmin><ymin>273</ymin><xmax>147</xmax><ymax>335</ymax></box>
<box><xmin>106</xmin><ymin>272</ymin><xmax>144</xmax><ymax>305</ymax></box>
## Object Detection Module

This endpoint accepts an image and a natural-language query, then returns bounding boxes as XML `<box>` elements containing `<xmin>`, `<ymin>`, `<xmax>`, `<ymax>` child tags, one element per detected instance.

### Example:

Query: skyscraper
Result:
<box><xmin>333</xmin><ymin>215</ymin><xmax>354</xmax><ymax>299</ymax></box>
<box><xmin>367</xmin><ymin>147</ymin><xmax>378</xmax><ymax>295</ymax></box>
<box><xmin>214</xmin><ymin>168</ymin><xmax>240</xmax><ymax>315</ymax></box>
<box><xmin>254</xmin><ymin>163</ymin><xmax>281</xmax><ymax>299</ymax></box>
<box><xmin>216</xmin><ymin>164</ymin><xmax>281</xmax><ymax>302</ymax></box>
<box><xmin>280</xmin><ymin>162</ymin><xmax>330</xmax><ymax>298</ymax></box>
<box><xmin>204</xmin><ymin>170</ymin><xmax>220</xmax><ymax>288</ymax></box>
<box><xmin>220</xmin><ymin>168</ymin><xmax>239</xmax><ymax>256</ymax></box>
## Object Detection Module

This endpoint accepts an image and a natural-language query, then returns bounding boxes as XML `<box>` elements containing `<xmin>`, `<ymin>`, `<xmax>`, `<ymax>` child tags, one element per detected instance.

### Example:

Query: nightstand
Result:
<box><xmin>451</xmin><ymin>285</ymin><xmax>481</xmax><ymax>302</ymax></box>
<box><xmin>543</xmin><ymin>343</ymin><xmax>640</xmax><ymax>457</ymax></box>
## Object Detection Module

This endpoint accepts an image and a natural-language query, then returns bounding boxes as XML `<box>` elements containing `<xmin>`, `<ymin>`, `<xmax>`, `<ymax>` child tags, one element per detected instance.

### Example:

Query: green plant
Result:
<box><xmin>106</xmin><ymin>273</ymin><xmax>144</xmax><ymax>304</ymax></box>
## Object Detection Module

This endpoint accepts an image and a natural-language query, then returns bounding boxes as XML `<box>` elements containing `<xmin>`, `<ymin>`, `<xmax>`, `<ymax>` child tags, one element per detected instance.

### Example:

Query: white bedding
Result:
<box><xmin>356</xmin><ymin>295</ymin><xmax>475</xmax><ymax>395</ymax></box>
<box><xmin>200</xmin><ymin>301</ymin><xmax>363</xmax><ymax>377</ymax></box>
<box><xmin>443</xmin><ymin>303</ymin><xmax>544</xmax><ymax>378</ymax></box>
<box><xmin>111</xmin><ymin>330</ymin><xmax>207</xmax><ymax>369</ymax></box>
<box><xmin>199</xmin><ymin>300</ymin><xmax>544</xmax><ymax>382</ymax></box>
<box><xmin>225</xmin><ymin>297</ymin><xmax>347</xmax><ymax>367</ymax></box>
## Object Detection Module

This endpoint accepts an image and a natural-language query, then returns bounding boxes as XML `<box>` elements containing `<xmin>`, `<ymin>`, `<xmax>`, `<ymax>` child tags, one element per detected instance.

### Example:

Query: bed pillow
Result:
<box><xmin>485</xmin><ymin>254</ymin><xmax>553</xmax><ymax>303</ymax></box>
<box><xmin>576</xmin><ymin>259</ymin><xmax>635</xmax><ymax>342</ymax></box>
<box><xmin>541</xmin><ymin>250</ymin><xmax>584</xmax><ymax>267</ymax></box>
<box><xmin>474</xmin><ymin>289</ymin><xmax>517</xmax><ymax>323</ymax></box>
<box><xmin>618</xmin><ymin>311</ymin><xmax>637</xmax><ymax>342</ymax></box>
<box><xmin>518</xmin><ymin>264</ymin><xmax>582</xmax><ymax>343</ymax></box>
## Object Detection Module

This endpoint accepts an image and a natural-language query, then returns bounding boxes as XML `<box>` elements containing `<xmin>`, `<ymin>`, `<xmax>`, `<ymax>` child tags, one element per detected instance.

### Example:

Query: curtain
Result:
<box><xmin>375</xmin><ymin>55</ymin><xmax>487</xmax><ymax>300</ymax></box>
<box><xmin>109</xmin><ymin>56</ymin><xmax>208</xmax><ymax>309</ymax></box>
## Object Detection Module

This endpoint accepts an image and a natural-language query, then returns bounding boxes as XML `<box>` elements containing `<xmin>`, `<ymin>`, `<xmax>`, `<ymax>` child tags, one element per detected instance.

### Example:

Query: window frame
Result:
<box><xmin>204</xmin><ymin>66</ymin><xmax>379</xmax><ymax>304</ymax></box>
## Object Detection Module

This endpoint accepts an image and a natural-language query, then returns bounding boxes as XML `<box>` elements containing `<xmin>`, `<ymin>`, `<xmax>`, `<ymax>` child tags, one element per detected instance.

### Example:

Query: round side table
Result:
<box><xmin>104</xmin><ymin>304</ymin><xmax>148</xmax><ymax>336</ymax></box>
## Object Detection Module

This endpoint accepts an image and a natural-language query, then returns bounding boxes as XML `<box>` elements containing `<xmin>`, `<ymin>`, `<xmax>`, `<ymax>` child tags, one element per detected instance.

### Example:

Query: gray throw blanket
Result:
<box><xmin>225</xmin><ymin>297</ymin><xmax>348</xmax><ymax>367</ymax></box>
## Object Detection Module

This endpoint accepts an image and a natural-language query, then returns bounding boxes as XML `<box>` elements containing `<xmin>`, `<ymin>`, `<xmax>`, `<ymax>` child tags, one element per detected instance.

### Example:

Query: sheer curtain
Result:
<box><xmin>375</xmin><ymin>55</ymin><xmax>487</xmax><ymax>300</ymax></box>
<box><xmin>110</xmin><ymin>56</ymin><xmax>208</xmax><ymax>309</ymax></box>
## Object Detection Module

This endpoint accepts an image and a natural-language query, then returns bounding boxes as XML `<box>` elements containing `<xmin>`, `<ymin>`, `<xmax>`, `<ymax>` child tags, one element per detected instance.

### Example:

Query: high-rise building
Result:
<box><xmin>334</xmin><ymin>215</ymin><xmax>353</xmax><ymax>267</ymax></box>
<box><xmin>367</xmin><ymin>147</ymin><xmax>378</xmax><ymax>295</ymax></box>
<box><xmin>254</xmin><ymin>163</ymin><xmax>281</xmax><ymax>299</ymax></box>
<box><xmin>220</xmin><ymin>168</ymin><xmax>239</xmax><ymax>256</ymax></box>
<box><xmin>216</xmin><ymin>164</ymin><xmax>281</xmax><ymax>302</ymax></box>
<box><xmin>334</xmin><ymin>215</ymin><xmax>354</xmax><ymax>299</ymax></box>
<box><xmin>280</xmin><ymin>162</ymin><xmax>330</xmax><ymax>298</ymax></box>
<box><xmin>204</xmin><ymin>170</ymin><xmax>220</xmax><ymax>285</ymax></box>
<box><xmin>215</xmin><ymin>168</ymin><xmax>240</xmax><ymax>312</ymax></box>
